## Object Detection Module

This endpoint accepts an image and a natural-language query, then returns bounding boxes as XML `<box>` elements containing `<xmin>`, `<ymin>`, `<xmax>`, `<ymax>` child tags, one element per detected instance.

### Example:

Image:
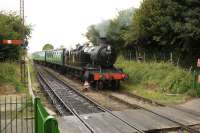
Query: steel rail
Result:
<box><xmin>44</xmin><ymin>66</ymin><xmax>146</xmax><ymax>133</ymax></box>
<box><xmin>37</xmin><ymin>67</ymin><xmax>96</xmax><ymax>133</ymax></box>
<box><xmin>45</xmin><ymin>66</ymin><xmax>200</xmax><ymax>133</ymax></box>
<box><xmin>138</xmin><ymin>106</ymin><xmax>200</xmax><ymax>133</ymax></box>
<box><xmin>122</xmin><ymin>91</ymin><xmax>200</xmax><ymax>118</ymax></box>
<box><xmin>118</xmin><ymin>91</ymin><xmax>200</xmax><ymax>133</ymax></box>
<box><xmin>171</xmin><ymin>106</ymin><xmax>200</xmax><ymax>117</ymax></box>
<box><xmin>38</xmin><ymin>64</ymin><xmax>200</xmax><ymax>133</ymax></box>
<box><xmin>109</xmin><ymin>94</ymin><xmax>200</xmax><ymax>133</ymax></box>
<box><xmin>37</xmin><ymin>74</ymin><xmax>69</xmax><ymax>115</ymax></box>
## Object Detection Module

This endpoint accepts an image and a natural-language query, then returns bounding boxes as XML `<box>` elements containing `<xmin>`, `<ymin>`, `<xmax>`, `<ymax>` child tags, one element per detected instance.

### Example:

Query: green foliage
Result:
<box><xmin>85</xmin><ymin>1</ymin><xmax>200</xmax><ymax>67</ymax></box>
<box><xmin>107</xmin><ymin>8</ymin><xmax>135</xmax><ymax>51</ymax></box>
<box><xmin>124</xmin><ymin>0</ymin><xmax>200</xmax><ymax>67</ymax></box>
<box><xmin>0</xmin><ymin>11</ymin><xmax>31</xmax><ymax>40</ymax></box>
<box><xmin>0</xmin><ymin>11</ymin><xmax>32</xmax><ymax>61</ymax></box>
<box><xmin>122</xmin><ymin>83</ymin><xmax>188</xmax><ymax>104</ymax></box>
<box><xmin>116</xmin><ymin>56</ymin><xmax>196</xmax><ymax>96</ymax></box>
<box><xmin>0</xmin><ymin>62</ymin><xmax>25</xmax><ymax>92</ymax></box>
<box><xmin>42</xmin><ymin>43</ymin><xmax>54</xmax><ymax>51</ymax></box>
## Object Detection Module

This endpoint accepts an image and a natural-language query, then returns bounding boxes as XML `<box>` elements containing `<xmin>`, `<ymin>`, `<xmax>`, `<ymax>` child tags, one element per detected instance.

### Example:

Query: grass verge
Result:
<box><xmin>28</xmin><ymin>60</ymin><xmax>38</xmax><ymax>89</ymax></box>
<box><xmin>116</xmin><ymin>56</ymin><xmax>197</xmax><ymax>104</ymax></box>
<box><xmin>0</xmin><ymin>62</ymin><xmax>26</xmax><ymax>93</ymax></box>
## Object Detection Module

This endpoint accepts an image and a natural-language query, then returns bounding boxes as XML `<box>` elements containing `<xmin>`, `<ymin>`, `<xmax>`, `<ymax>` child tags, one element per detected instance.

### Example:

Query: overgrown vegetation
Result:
<box><xmin>28</xmin><ymin>59</ymin><xmax>38</xmax><ymax>90</ymax></box>
<box><xmin>0</xmin><ymin>62</ymin><xmax>25</xmax><ymax>92</ymax></box>
<box><xmin>85</xmin><ymin>0</ymin><xmax>200</xmax><ymax>100</ymax></box>
<box><xmin>85</xmin><ymin>0</ymin><xmax>200</xmax><ymax>68</ymax></box>
<box><xmin>0</xmin><ymin>11</ymin><xmax>31</xmax><ymax>61</ymax></box>
<box><xmin>116</xmin><ymin>56</ymin><xmax>198</xmax><ymax>104</ymax></box>
<box><xmin>0</xmin><ymin>11</ymin><xmax>32</xmax><ymax>94</ymax></box>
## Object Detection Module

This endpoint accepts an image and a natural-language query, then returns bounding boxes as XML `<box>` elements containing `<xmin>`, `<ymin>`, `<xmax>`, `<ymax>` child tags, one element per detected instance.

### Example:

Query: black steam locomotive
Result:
<box><xmin>32</xmin><ymin>38</ymin><xmax>128</xmax><ymax>89</ymax></box>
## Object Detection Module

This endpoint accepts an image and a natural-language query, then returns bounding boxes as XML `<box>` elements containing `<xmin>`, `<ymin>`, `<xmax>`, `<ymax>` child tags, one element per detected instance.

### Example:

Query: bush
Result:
<box><xmin>116</xmin><ymin>56</ymin><xmax>194</xmax><ymax>95</ymax></box>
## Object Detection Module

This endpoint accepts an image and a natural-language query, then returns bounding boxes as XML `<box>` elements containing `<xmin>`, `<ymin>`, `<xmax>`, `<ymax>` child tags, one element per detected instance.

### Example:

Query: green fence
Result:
<box><xmin>192</xmin><ymin>70</ymin><xmax>200</xmax><ymax>96</ymax></box>
<box><xmin>34</xmin><ymin>97</ymin><xmax>60</xmax><ymax>133</ymax></box>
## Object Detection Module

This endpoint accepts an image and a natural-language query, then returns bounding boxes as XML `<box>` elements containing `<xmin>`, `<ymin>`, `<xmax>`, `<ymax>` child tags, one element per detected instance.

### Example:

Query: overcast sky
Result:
<box><xmin>0</xmin><ymin>0</ymin><xmax>142</xmax><ymax>53</ymax></box>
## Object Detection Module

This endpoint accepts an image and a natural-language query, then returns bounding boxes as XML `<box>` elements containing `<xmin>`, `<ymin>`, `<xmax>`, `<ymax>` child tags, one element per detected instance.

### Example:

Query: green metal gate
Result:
<box><xmin>34</xmin><ymin>97</ymin><xmax>60</xmax><ymax>133</ymax></box>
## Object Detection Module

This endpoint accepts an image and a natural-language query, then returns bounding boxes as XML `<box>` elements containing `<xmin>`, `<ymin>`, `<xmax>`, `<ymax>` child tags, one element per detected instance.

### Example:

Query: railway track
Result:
<box><xmin>37</xmin><ymin>65</ymin><xmax>103</xmax><ymax>115</ymax></box>
<box><xmin>36</xmin><ymin>65</ymin><xmax>146</xmax><ymax>133</ymax></box>
<box><xmin>36</xmin><ymin>65</ymin><xmax>200</xmax><ymax>133</ymax></box>
<box><xmin>109</xmin><ymin>90</ymin><xmax>200</xmax><ymax>118</ymax></box>
<box><xmin>109</xmin><ymin>92</ymin><xmax>200</xmax><ymax>133</ymax></box>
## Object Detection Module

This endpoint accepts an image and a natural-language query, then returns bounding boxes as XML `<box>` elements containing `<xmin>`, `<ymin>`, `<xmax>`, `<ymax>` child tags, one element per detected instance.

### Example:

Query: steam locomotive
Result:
<box><xmin>32</xmin><ymin>38</ymin><xmax>128</xmax><ymax>89</ymax></box>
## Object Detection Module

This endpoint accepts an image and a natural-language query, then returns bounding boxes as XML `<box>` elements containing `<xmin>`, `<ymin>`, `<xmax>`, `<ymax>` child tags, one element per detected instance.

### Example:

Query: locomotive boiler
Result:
<box><xmin>32</xmin><ymin>38</ymin><xmax>128</xmax><ymax>89</ymax></box>
<box><xmin>66</xmin><ymin>38</ymin><xmax>116</xmax><ymax>68</ymax></box>
<box><xmin>87</xmin><ymin>43</ymin><xmax>117</xmax><ymax>68</ymax></box>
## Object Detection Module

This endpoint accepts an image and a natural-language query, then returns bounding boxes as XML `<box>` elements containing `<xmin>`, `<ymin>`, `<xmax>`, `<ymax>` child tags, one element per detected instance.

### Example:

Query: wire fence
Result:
<box><xmin>123</xmin><ymin>50</ymin><xmax>198</xmax><ymax>70</ymax></box>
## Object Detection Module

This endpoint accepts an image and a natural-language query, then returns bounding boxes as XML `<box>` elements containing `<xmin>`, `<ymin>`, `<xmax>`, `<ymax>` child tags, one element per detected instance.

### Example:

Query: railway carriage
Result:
<box><xmin>32</xmin><ymin>39</ymin><xmax>128</xmax><ymax>89</ymax></box>
<box><xmin>32</xmin><ymin>51</ymin><xmax>46</xmax><ymax>64</ymax></box>
<box><xmin>45</xmin><ymin>49</ymin><xmax>65</xmax><ymax>66</ymax></box>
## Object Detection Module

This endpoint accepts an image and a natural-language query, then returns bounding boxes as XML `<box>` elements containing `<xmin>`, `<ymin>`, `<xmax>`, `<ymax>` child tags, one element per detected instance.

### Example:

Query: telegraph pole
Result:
<box><xmin>20</xmin><ymin>0</ymin><xmax>26</xmax><ymax>84</ymax></box>
<box><xmin>20</xmin><ymin>0</ymin><xmax>24</xmax><ymax>24</ymax></box>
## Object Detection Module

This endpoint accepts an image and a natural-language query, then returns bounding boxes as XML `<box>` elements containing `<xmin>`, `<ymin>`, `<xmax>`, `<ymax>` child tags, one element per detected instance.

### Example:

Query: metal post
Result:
<box><xmin>0</xmin><ymin>98</ymin><xmax>1</xmax><ymax>131</ymax></box>
<box><xmin>20</xmin><ymin>0</ymin><xmax>26</xmax><ymax>84</ymax></box>
<box><xmin>10</xmin><ymin>97</ymin><xmax>12</xmax><ymax>133</ymax></box>
<box><xmin>20</xmin><ymin>61</ymin><xmax>22</xmax><ymax>82</ymax></box>
<box><xmin>5</xmin><ymin>97</ymin><xmax>6</xmax><ymax>133</ymax></box>
<box><xmin>34</xmin><ymin>98</ymin><xmax>39</xmax><ymax>133</ymax></box>
<box><xmin>197</xmin><ymin>70</ymin><xmax>200</xmax><ymax>96</ymax></box>
<box><xmin>31</xmin><ymin>101</ymin><xmax>33</xmax><ymax>133</ymax></box>
<box><xmin>16</xmin><ymin>97</ymin><xmax>18</xmax><ymax>133</ymax></box>
<box><xmin>20</xmin><ymin>0</ymin><xmax>24</xmax><ymax>23</ymax></box>
<box><xmin>21</xmin><ymin>96</ymin><xmax>23</xmax><ymax>133</ymax></box>
<box><xmin>26</xmin><ymin>96</ymin><xmax>28</xmax><ymax>133</ymax></box>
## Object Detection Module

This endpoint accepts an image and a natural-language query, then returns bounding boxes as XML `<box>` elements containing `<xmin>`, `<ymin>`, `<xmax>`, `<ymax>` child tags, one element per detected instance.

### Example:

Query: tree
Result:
<box><xmin>125</xmin><ymin>0</ymin><xmax>200</xmax><ymax>66</ymax></box>
<box><xmin>85</xmin><ymin>8</ymin><xmax>135</xmax><ymax>51</ymax></box>
<box><xmin>0</xmin><ymin>11</ymin><xmax>31</xmax><ymax>40</ymax></box>
<box><xmin>106</xmin><ymin>8</ymin><xmax>135</xmax><ymax>52</ymax></box>
<box><xmin>0</xmin><ymin>11</ymin><xmax>32</xmax><ymax>61</ymax></box>
<box><xmin>42</xmin><ymin>44</ymin><xmax>54</xmax><ymax>51</ymax></box>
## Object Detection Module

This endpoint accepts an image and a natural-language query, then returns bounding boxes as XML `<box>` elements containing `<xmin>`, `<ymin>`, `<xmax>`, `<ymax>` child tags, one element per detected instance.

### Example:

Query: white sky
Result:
<box><xmin>0</xmin><ymin>0</ymin><xmax>142</xmax><ymax>53</ymax></box>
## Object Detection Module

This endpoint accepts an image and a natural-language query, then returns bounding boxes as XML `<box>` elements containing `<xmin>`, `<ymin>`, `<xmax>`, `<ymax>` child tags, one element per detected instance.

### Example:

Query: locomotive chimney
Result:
<box><xmin>99</xmin><ymin>37</ymin><xmax>108</xmax><ymax>46</ymax></box>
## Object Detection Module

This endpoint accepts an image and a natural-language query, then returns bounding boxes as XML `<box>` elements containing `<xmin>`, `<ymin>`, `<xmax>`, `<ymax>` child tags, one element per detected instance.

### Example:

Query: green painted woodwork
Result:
<box><xmin>45</xmin><ymin>49</ymin><xmax>64</xmax><ymax>65</ymax></box>
<box><xmin>32</xmin><ymin>51</ymin><xmax>46</xmax><ymax>61</ymax></box>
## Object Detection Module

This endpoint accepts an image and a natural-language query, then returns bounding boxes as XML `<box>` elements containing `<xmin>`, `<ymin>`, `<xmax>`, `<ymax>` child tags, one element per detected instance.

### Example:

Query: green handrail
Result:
<box><xmin>34</xmin><ymin>97</ymin><xmax>60</xmax><ymax>133</ymax></box>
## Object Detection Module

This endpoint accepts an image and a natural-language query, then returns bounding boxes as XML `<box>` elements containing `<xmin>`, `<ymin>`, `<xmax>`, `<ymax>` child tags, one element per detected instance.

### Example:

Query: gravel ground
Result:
<box><xmin>32</xmin><ymin>66</ymin><xmax>57</xmax><ymax>116</ymax></box>
<box><xmin>44</xmin><ymin>67</ymin><xmax>133</xmax><ymax>111</ymax></box>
